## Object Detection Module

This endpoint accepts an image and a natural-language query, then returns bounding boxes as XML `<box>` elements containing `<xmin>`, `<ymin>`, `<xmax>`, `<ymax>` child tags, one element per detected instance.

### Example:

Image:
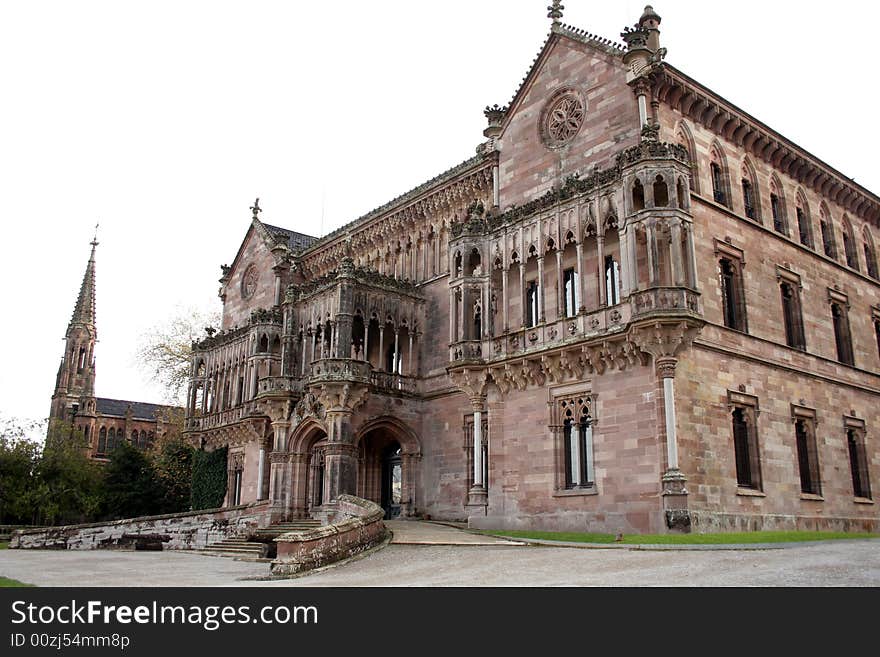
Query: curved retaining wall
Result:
<box><xmin>271</xmin><ymin>495</ymin><xmax>388</xmax><ymax>576</ymax></box>
<box><xmin>10</xmin><ymin>501</ymin><xmax>272</xmax><ymax>550</ymax></box>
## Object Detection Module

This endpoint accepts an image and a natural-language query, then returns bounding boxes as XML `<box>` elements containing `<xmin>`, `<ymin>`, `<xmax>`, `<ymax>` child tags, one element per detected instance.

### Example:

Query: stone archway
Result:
<box><xmin>355</xmin><ymin>417</ymin><xmax>421</xmax><ymax>519</ymax></box>
<box><xmin>275</xmin><ymin>419</ymin><xmax>328</xmax><ymax>520</ymax></box>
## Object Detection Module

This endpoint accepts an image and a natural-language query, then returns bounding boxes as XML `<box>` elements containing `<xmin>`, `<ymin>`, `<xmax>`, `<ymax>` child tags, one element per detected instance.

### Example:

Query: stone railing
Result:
<box><xmin>450</xmin><ymin>340</ymin><xmax>484</xmax><ymax>363</ymax></box>
<box><xmin>631</xmin><ymin>287</ymin><xmax>700</xmax><ymax>319</ymax></box>
<box><xmin>271</xmin><ymin>495</ymin><xmax>387</xmax><ymax>576</ymax></box>
<box><xmin>10</xmin><ymin>501</ymin><xmax>272</xmax><ymax>551</ymax></box>
<box><xmin>185</xmin><ymin>401</ymin><xmax>262</xmax><ymax>431</ymax></box>
<box><xmin>370</xmin><ymin>371</ymin><xmax>417</xmax><ymax>395</ymax></box>
<box><xmin>486</xmin><ymin>303</ymin><xmax>632</xmax><ymax>360</ymax></box>
<box><xmin>257</xmin><ymin>376</ymin><xmax>302</xmax><ymax>397</ymax></box>
<box><xmin>308</xmin><ymin>359</ymin><xmax>371</xmax><ymax>385</ymax></box>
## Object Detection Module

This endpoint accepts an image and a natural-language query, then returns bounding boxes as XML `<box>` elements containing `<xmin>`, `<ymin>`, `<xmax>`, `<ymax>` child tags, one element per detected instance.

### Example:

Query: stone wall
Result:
<box><xmin>271</xmin><ymin>495</ymin><xmax>387</xmax><ymax>576</ymax></box>
<box><xmin>10</xmin><ymin>501</ymin><xmax>271</xmax><ymax>550</ymax></box>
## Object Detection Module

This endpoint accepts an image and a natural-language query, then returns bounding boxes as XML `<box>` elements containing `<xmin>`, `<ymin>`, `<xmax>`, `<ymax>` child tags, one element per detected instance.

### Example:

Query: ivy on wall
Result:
<box><xmin>190</xmin><ymin>446</ymin><xmax>228</xmax><ymax>511</ymax></box>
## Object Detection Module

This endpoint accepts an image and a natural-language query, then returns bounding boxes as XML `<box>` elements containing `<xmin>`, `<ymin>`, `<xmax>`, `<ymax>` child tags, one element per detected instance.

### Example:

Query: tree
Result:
<box><xmin>1</xmin><ymin>417</ymin><xmax>104</xmax><ymax>526</ymax></box>
<box><xmin>0</xmin><ymin>417</ymin><xmax>42</xmax><ymax>525</ymax></box>
<box><xmin>136</xmin><ymin>306</ymin><xmax>220</xmax><ymax>405</ymax></box>
<box><xmin>102</xmin><ymin>441</ymin><xmax>164</xmax><ymax>520</ymax></box>
<box><xmin>148</xmin><ymin>434</ymin><xmax>195</xmax><ymax>514</ymax></box>
<box><xmin>37</xmin><ymin>424</ymin><xmax>104</xmax><ymax>525</ymax></box>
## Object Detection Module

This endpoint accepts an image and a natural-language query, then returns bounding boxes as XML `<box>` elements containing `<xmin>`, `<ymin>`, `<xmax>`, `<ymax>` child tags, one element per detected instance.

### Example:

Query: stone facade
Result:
<box><xmin>49</xmin><ymin>239</ymin><xmax>183</xmax><ymax>459</ymax></box>
<box><xmin>183</xmin><ymin>6</ymin><xmax>879</xmax><ymax>534</ymax></box>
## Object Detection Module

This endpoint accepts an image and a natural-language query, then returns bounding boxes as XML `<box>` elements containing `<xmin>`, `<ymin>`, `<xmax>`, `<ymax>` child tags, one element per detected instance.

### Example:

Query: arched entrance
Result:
<box><xmin>283</xmin><ymin>420</ymin><xmax>330</xmax><ymax>519</ymax></box>
<box><xmin>381</xmin><ymin>442</ymin><xmax>402</xmax><ymax>519</ymax></box>
<box><xmin>356</xmin><ymin>418</ymin><xmax>420</xmax><ymax>519</ymax></box>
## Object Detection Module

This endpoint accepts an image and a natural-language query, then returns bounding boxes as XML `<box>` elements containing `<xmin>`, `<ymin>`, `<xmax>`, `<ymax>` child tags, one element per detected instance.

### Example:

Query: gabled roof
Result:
<box><xmin>500</xmin><ymin>24</ymin><xmax>626</xmax><ymax>134</ymax></box>
<box><xmin>262</xmin><ymin>223</ymin><xmax>318</xmax><ymax>252</ymax></box>
<box><xmin>223</xmin><ymin>218</ymin><xmax>317</xmax><ymax>282</ymax></box>
<box><xmin>95</xmin><ymin>398</ymin><xmax>177</xmax><ymax>421</ymax></box>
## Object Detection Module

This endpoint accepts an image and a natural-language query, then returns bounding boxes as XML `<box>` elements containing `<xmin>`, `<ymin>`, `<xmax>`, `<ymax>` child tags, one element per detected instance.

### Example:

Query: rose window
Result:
<box><xmin>543</xmin><ymin>92</ymin><xmax>585</xmax><ymax>148</ymax></box>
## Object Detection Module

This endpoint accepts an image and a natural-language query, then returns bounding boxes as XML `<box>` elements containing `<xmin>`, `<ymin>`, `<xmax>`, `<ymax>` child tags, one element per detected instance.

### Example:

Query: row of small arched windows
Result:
<box><xmin>95</xmin><ymin>427</ymin><xmax>153</xmax><ymax>455</ymax></box>
<box><xmin>676</xmin><ymin>122</ymin><xmax>879</xmax><ymax>280</ymax></box>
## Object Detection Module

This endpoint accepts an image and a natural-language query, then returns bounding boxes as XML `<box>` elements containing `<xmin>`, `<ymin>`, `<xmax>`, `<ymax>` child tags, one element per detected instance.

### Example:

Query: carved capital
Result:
<box><xmin>313</xmin><ymin>382</ymin><xmax>370</xmax><ymax>414</ymax></box>
<box><xmin>655</xmin><ymin>356</ymin><xmax>677</xmax><ymax>380</ymax></box>
<box><xmin>448</xmin><ymin>367</ymin><xmax>489</xmax><ymax>399</ymax></box>
<box><xmin>629</xmin><ymin>321</ymin><xmax>700</xmax><ymax>361</ymax></box>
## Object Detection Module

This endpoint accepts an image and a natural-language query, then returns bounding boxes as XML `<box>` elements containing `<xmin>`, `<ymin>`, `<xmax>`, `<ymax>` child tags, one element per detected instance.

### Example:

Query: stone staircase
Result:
<box><xmin>201</xmin><ymin>520</ymin><xmax>323</xmax><ymax>560</ymax></box>
<box><xmin>201</xmin><ymin>537</ymin><xmax>269</xmax><ymax>559</ymax></box>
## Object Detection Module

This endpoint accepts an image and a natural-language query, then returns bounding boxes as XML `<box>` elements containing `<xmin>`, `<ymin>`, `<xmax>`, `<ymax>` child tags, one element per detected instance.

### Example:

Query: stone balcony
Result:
<box><xmin>631</xmin><ymin>286</ymin><xmax>701</xmax><ymax>320</ymax></box>
<box><xmin>308</xmin><ymin>359</ymin><xmax>372</xmax><ymax>386</ymax></box>
<box><xmin>450</xmin><ymin>286</ymin><xmax>702</xmax><ymax>366</ymax></box>
<box><xmin>185</xmin><ymin>401</ymin><xmax>261</xmax><ymax>431</ymax></box>
<box><xmin>257</xmin><ymin>376</ymin><xmax>302</xmax><ymax>397</ymax></box>
<box><xmin>370</xmin><ymin>371</ymin><xmax>417</xmax><ymax>396</ymax></box>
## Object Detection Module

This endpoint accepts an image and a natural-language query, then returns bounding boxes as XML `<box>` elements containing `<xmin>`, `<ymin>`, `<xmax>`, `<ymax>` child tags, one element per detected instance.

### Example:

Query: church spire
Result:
<box><xmin>70</xmin><ymin>229</ymin><xmax>98</xmax><ymax>332</ymax></box>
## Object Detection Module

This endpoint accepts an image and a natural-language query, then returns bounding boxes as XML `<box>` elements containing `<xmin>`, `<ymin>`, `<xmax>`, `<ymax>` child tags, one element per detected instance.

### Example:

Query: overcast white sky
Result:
<box><xmin>1</xmin><ymin>1</ymin><xmax>878</xmax><ymax>432</ymax></box>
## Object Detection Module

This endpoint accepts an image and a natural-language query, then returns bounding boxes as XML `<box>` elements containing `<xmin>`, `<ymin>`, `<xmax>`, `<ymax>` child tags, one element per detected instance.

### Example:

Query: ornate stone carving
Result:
<box><xmin>541</xmin><ymin>90</ymin><xmax>586</xmax><ymax>149</ymax></box>
<box><xmin>241</xmin><ymin>264</ymin><xmax>258</xmax><ymax>299</ymax></box>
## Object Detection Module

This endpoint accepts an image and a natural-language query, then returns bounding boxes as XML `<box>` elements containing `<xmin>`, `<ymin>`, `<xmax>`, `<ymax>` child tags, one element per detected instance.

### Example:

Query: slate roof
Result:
<box><xmin>261</xmin><ymin>223</ymin><xmax>318</xmax><ymax>252</ymax></box>
<box><xmin>96</xmin><ymin>398</ymin><xmax>175</xmax><ymax>421</ymax></box>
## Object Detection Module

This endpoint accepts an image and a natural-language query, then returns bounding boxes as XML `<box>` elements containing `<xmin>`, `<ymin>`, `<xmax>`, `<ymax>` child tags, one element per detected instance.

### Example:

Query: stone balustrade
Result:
<box><xmin>10</xmin><ymin>501</ymin><xmax>272</xmax><ymax>551</ymax></box>
<box><xmin>271</xmin><ymin>495</ymin><xmax>388</xmax><ymax>576</ymax></box>
<box><xmin>631</xmin><ymin>286</ymin><xmax>701</xmax><ymax>319</ymax></box>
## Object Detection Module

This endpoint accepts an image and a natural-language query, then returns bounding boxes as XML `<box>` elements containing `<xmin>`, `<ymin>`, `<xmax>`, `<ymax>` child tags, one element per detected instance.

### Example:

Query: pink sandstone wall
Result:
<box><xmin>498</xmin><ymin>37</ymin><xmax>640</xmax><ymax>208</ymax></box>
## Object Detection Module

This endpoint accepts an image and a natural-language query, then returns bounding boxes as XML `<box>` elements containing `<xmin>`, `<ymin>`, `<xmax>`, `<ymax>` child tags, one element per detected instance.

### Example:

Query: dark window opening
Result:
<box><xmin>865</xmin><ymin>241</ymin><xmax>878</xmax><ymax>279</ymax></box>
<box><xmin>742</xmin><ymin>179</ymin><xmax>756</xmax><ymax>219</ymax></box>
<box><xmin>732</xmin><ymin>407</ymin><xmax>761</xmax><ymax>490</ymax></box>
<box><xmin>797</xmin><ymin>207</ymin><xmax>812</xmax><ymax>248</ymax></box>
<box><xmin>771</xmin><ymin>194</ymin><xmax>785</xmax><ymax>234</ymax></box>
<box><xmin>820</xmin><ymin>220</ymin><xmax>837</xmax><ymax>260</ymax></box>
<box><xmin>719</xmin><ymin>258</ymin><xmax>746</xmax><ymax>332</ymax></box>
<box><xmin>780</xmin><ymin>282</ymin><xmax>806</xmax><ymax>351</ymax></box>
<box><xmin>847</xmin><ymin>429</ymin><xmax>872</xmax><ymax>500</ymax></box>
<box><xmin>795</xmin><ymin>419</ymin><xmax>821</xmax><ymax>496</ymax></box>
<box><xmin>831</xmin><ymin>302</ymin><xmax>854</xmax><ymax>367</ymax></box>
<box><xmin>843</xmin><ymin>231</ymin><xmax>859</xmax><ymax>270</ymax></box>
<box><xmin>653</xmin><ymin>175</ymin><xmax>669</xmax><ymax>207</ymax></box>
<box><xmin>632</xmin><ymin>179</ymin><xmax>645</xmax><ymax>211</ymax></box>
<box><xmin>711</xmin><ymin>163</ymin><xmax>727</xmax><ymax>206</ymax></box>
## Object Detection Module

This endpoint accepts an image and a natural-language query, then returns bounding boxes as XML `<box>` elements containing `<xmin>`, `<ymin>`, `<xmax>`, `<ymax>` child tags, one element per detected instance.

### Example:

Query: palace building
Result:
<box><xmin>50</xmin><ymin>237</ymin><xmax>182</xmax><ymax>458</ymax></box>
<box><xmin>183</xmin><ymin>5</ymin><xmax>879</xmax><ymax>533</ymax></box>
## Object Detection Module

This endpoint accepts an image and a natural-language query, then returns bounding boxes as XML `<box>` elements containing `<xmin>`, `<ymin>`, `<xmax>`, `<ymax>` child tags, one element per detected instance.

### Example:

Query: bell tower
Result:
<box><xmin>50</xmin><ymin>234</ymin><xmax>99</xmax><ymax>440</ymax></box>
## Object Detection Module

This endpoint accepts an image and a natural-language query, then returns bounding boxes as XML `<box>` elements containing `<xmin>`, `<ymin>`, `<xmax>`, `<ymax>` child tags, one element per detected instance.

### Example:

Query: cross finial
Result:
<box><xmin>91</xmin><ymin>222</ymin><xmax>100</xmax><ymax>248</ymax></box>
<box><xmin>547</xmin><ymin>1</ymin><xmax>564</xmax><ymax>26</ymax></box>
<box><xmin>250</xmin><ymin>198</ymin><xmax>262</xmax><ymax>219</ymax></box>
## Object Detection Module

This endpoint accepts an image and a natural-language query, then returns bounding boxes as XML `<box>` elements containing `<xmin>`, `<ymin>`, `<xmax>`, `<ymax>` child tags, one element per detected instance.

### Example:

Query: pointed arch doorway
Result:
<box><xmin>356</xmin><ymin>418</ymin><xmax>420</xmax><ymax>519</ymax></box>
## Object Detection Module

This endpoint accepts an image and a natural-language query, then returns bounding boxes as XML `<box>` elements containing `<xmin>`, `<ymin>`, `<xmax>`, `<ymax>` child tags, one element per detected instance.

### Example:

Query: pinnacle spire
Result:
<box><xmin>70</xmin><ymin>235</ymin><xmax>97</xmax><ymax>331</ymax></box>
<box><xmin>548</xmin><ymin>1</ymin><xmax>564</xmax><ymax>26</ymax></box>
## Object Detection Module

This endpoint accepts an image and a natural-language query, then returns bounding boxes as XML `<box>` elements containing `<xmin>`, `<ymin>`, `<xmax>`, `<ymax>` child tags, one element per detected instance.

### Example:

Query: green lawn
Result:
<box><xmin>0</xmin><ymin>576</ymin><xmax>34</xmax><ymax>587</ymax></box>
<box><xmin>0</xmin><ymin>542</ymin><xmax>8</xmax><ymax>550</ymax></box>
<box><xmin>478</xmin><ymin>530</ymin><xmax>880</xmax><ymax>545</ymax></box>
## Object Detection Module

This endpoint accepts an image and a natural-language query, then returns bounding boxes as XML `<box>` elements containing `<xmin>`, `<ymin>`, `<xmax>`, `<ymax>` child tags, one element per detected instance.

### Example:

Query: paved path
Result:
<box><xmin>2</xmin><ymin>522</ymin><xmax>878</xmax><ymax>587</ymax></box>
<box><xmin>386</xmin><ymin>521</ymin><xmax>523</xmax><ymax>545</ymax></box>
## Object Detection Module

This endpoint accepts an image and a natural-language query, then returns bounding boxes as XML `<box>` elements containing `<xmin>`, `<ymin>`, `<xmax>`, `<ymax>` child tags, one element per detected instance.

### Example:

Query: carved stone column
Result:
<box><xmin>314</xmin><ymin>381</ymin><xmax>370</xmax><ymax>504</ymax></box>
<box><xmin>268</xmin><ymin>451</ymin><xmax>292</xmax><ymax>521</ymax></box>
<box><xmin>597</xmin><ymin>234</ymin><xmax>607</xmax><ymax>307</ymax></box>
<box><xmin>630</xmin><ymin>321</ymin><xmax>703</xmax><ymax>533</ymax></box>
<box><xmin>670</xmin><ymin>219</ymin><xmax>685</xmax><ymax>286</ymax></box>
<box><xmin>576</xmin><ymin>241</ymin><xmax>585</xmax><ymax>312</ymax></box>
<box><xmin>556</xmin><ymin>249</ymin><xmax>565</xmax><ymax>318</ymax></box>
<box><xmin>537</xmin><ymin>255</ymin><xmax>545</xmax><ymax>323</ymax></box>
<box><xmin>502</xmin><ymin>265</ymin><xmax>509</xmax><ymax>332</ymax></box>
<box><xmin>449</xmin><ymin>368</ymin><xmax>489</xmax><ymax>511</ymax></box>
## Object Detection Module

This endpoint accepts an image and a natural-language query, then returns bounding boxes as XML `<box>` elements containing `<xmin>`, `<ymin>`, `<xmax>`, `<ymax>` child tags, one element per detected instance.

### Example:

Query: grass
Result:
<box><xmin>478</xmin><ymin>530</ymin><xmax>880</xmax><ymax>545</ymax></box>
<box><xmin>0</xmin><ymin>576</ymin><xmax>35</xmax><ymax>587</ymax></box>
<box><xmin>0</xmin><ymin>541</ymin><xmax>8</xmax><ymax>550</ymax></box>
